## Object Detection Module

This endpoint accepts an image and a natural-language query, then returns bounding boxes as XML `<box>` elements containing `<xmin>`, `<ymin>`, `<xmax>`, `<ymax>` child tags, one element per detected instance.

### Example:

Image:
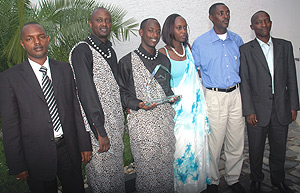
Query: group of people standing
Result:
<box><xmin>0</xmin><ymin>2</ymin><xmax>298</xmax><ymax>193</ymax></box>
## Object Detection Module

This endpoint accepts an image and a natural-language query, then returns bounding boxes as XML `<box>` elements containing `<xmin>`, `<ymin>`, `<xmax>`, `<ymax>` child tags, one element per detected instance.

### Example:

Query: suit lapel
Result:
<box><xmin>250</xmin><ymin>39</ymin><xmax>270</xmax><ymax>73</ymax></box>
<box><xmin>272</xmin><ymin>38</ymin><xmax>282</xmax><ymax>70</ymax></box>
<box><xmin>19</xmin><ymin>60</ymin><xmax>45</xmax><ymax>101</ymax></box>
<box><xmin>49</xmin><ymin>59</ymin><xmax>61</xmax><ymax>94</ymax></box>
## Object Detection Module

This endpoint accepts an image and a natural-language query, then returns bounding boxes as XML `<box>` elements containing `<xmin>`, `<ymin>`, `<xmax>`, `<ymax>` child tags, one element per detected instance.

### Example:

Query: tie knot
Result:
<box><xmin>39</xmin><ymin>66</ymin><xmax>47</xmax><ymax>75</ymax></box>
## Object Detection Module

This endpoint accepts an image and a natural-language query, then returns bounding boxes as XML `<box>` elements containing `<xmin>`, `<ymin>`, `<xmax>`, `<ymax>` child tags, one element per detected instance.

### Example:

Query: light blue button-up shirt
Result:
<box><xmin>256</xmin><ymin>37</ymin><xmax>274</xmax><ymax>93</ymax></box>
<box><xmin>191</xmin><ymin>28</ymin><xmax>244</xmax><ymax>89</ymax></box>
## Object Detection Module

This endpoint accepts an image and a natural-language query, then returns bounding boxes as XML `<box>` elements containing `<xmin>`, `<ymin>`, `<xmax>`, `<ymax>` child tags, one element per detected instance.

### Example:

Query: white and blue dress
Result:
<box><xmin>164</xmin><ymin>46</ymin><xmax>211</xmax><ymax>192</ymax></box>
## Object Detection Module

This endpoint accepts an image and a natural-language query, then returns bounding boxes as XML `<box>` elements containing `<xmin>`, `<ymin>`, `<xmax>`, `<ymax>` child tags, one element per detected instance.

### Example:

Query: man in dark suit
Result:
<box><xmin>0</xmin><ymin>22</ymin><xmax>92</xmax><ymax>193</ymax></box>
<box><xmin>240</xmin><ymin>11</ymin><xmax>299</xmax><ymax>193</ymax></box>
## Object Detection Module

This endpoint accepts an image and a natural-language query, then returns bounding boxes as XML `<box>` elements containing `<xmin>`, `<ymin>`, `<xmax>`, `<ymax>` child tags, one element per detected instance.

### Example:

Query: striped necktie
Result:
<box><xmin>39</xmin><ymin>66</ymin><xmax>62</xmax><ymax>133</ymax></box>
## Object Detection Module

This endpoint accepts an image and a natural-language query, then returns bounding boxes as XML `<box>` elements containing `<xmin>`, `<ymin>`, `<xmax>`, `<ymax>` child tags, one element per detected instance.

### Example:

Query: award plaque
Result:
<box><xmin>145</xmin><ymin>95</ymin><xmax>181</xmax><ymax>106</ymax></box>
<box><xmin>145</xmin><ymin>64</ymin><xmax>181</xmax><ymax>106</ymax></box>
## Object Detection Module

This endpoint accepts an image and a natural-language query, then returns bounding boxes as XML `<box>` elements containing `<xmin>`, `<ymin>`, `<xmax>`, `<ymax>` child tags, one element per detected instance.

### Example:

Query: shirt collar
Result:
<box><xmin>256</xmin><ymin>37</ymin><xmax>272</xmax><ymax>47</ymax></box>
<box><xmin>28</xmin><ymin>56</ymin><xmax>50</xmax><ymax>70</ymax></box>
<box><xmin>28</xmin><ymin>56</ymin><xmax>51</xmax><ymax>81</ymax></box>
<box><xmin>210</xmin><ymin>28</ymin><xmax>231</xmax><ymax>42</ymax></box>
<box><xmin>90</xmin><ymin>33</ymin><xmax>112</xmax><ymax>47</ymax></box>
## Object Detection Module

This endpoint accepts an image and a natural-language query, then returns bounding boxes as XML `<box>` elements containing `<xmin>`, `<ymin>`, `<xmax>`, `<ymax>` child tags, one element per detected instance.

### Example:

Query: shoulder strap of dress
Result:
<box><xmin>163</xmin><ymin>46</ymin><xmax>171</xmax><ymax>59</ymax></box>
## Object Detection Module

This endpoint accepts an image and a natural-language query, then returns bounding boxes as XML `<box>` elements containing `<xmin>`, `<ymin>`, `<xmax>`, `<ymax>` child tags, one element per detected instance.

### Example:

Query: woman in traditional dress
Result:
<box><xmin>159</xmin><ymin>14</ymin><xmax>211</xmax><ymax>193</ymax></box>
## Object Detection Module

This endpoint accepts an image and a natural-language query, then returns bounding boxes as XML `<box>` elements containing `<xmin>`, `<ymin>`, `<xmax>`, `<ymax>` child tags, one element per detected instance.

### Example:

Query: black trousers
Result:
<box><xmin>27</xmin><ymin>138</ymin><xmax>85</xmax><ymax>193</ymax></box>
<box><xmin>247</xmin><ymin>101</ymin><xmax>288</xmax><ymax>184</ymax></box>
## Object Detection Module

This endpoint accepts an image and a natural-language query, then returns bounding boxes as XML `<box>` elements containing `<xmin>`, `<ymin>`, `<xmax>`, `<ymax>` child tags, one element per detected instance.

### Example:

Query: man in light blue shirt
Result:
<box><xmin>192</xmin><ymin>26</ymin><xmax>243</xmax><ymax>89</ymax></box>
<box><xmin>191</xmin><ymin>3</ymin><xmax>245</xmax><ymax>193</ymax></box>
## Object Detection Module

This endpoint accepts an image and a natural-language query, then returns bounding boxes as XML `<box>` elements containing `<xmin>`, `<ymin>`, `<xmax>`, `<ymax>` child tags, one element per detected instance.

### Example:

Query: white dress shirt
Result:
<box><xmin>28</xmin><ymin>57</ymin><xmax>63</xmax><ymax>138</ymax></box>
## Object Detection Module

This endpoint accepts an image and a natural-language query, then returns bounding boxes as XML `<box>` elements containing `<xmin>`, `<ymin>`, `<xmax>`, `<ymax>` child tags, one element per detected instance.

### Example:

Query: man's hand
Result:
<box><xmin>125</xmin><ymin>108</ymin><xmax>130</xmax><ymax>114</ymax></box>
<box><xmin>246</xmin><ymin>114</ymin><xmax>257</xmax><ymax>126</ymax></box>
<box><xmin>97</xmin><ymin>134</ymin><xmax>110</xmax><ymax>153</ymax></box>
<box><xmin>15</xmin><ymin>171</ymin><xmax>29</xmax><ymax>181</ymax></box>
<box><xmin>138</xmin><ymin>102</ymin><xmax>157</xmax><ymax>110</ymax></box>
<box><xmin>291</xmin><ymin>110</ymin><xmax>297</xmax><ymax>121</ymax></box>
<box><xmin>81</xmin><ymin>151</ymin><xmax>92</xmax><ymax>164</ymax></box>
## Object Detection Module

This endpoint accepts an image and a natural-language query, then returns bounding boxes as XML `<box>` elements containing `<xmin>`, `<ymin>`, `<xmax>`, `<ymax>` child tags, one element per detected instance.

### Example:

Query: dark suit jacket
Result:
<box><xmin>0</xmin><ymin>59</ymin><xmax>91</xmax><ymax>181</ymax></box>
<box><xmin>240</xmin><ymin>37</ymin><xmax>300</xmax><ymax>127</ymax></box>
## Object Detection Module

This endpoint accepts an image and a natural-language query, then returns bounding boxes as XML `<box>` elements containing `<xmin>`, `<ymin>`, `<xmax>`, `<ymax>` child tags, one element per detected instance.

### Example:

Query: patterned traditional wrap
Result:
<box><xmin>69</xmin><ymin>41</ymin><xmax>125</xmax><ymax>193</ymax></box>
<box><xmin>166</xmin><ymin>46</ymin><xmax>211</xmax><ymax>192</ymax></box>
<box><xmin>127</xmin><ymin>51</ymin><xmax>176</xmax><ymax>192</ymax></box>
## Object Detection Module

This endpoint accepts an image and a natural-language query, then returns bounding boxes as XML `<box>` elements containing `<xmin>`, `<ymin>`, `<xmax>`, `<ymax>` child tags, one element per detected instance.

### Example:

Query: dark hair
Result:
<box><xmin>21</xmin><ymin>22</ymin><xmax>46</xmax><ymax>38</ymax></box>
<box><xmin>90</xmin><ymin>7</ymin><xmax>111</xmax><ymax>21</ymax></box>
<box><xmin>251</xmin><ymin>10</ymin><xmax>270</xmax><ymax>25</ymax></box>
<box><xmin>161</xmin><ymin>14</ymin><xmax>188</xmax><ymax>48</ymax></box>
<box><xmin>140</xmin><ymin>18</ymin><xmax>158</xmax><ymax>30</ymax></box>
<box><xmin>24</xmin><ymin>21</ymin><xmax>41</xmax><ymax>26</ymax></box>
<box><xmin>209</xmin><ymin>2</ymin><xmax>225</xmax><ymax>15</ymax></box>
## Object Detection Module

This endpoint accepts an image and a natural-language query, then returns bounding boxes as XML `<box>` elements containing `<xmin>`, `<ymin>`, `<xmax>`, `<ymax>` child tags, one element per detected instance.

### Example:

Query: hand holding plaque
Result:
<box><xmin>145</xmin><ymin>64</ymin><xmax>181</xmax><ymax>106</ymax></box>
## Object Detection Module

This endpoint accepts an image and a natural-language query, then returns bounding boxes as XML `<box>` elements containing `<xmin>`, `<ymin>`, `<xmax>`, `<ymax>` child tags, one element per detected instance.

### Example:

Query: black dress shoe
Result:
<box><xmin>250</xmin><ymin>181</ymin><xmax>261</xmax><ymax>193</ymax></box>
<box><xmin>206</xmin><ymin>184</ymin><xmax>218</xmax><ymax>193</ymax></box>
<box><xmin>273</xmin><ymin>182</ymin><xmax>294</xmax><ymax>193</ymax></box>
<box><xmin>229</xmin><ymin>182</ymin><xmax>246</xmax><ymax>193</ymax></box>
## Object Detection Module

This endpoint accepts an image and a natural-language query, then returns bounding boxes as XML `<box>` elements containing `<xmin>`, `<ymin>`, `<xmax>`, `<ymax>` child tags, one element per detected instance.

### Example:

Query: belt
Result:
<box><xmin>54</xmin><ymin>135</ymin><xmax>64</xmax><ymax>143</ymax></box>
<box><xmin>206</xmin><ymin>84</ymin><xmax>239</xmax><ymax>93</ymax></box>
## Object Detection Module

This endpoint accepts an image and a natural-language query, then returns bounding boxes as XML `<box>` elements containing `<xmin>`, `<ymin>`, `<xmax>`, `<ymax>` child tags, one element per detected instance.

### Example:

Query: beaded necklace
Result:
<box><xmin>88</xmin><ymin>37</ymin><xmax>111</xmax><ymax>59</ymax></box>
<box><xmin>170</xmin><ymin>43</ymin><xmax>185</xmax><ymax>58</ymax></box>
<box><xmin>136</xmin><ymin>48</ymin><xmax>158</xmax><ymax>61</ymax></box>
